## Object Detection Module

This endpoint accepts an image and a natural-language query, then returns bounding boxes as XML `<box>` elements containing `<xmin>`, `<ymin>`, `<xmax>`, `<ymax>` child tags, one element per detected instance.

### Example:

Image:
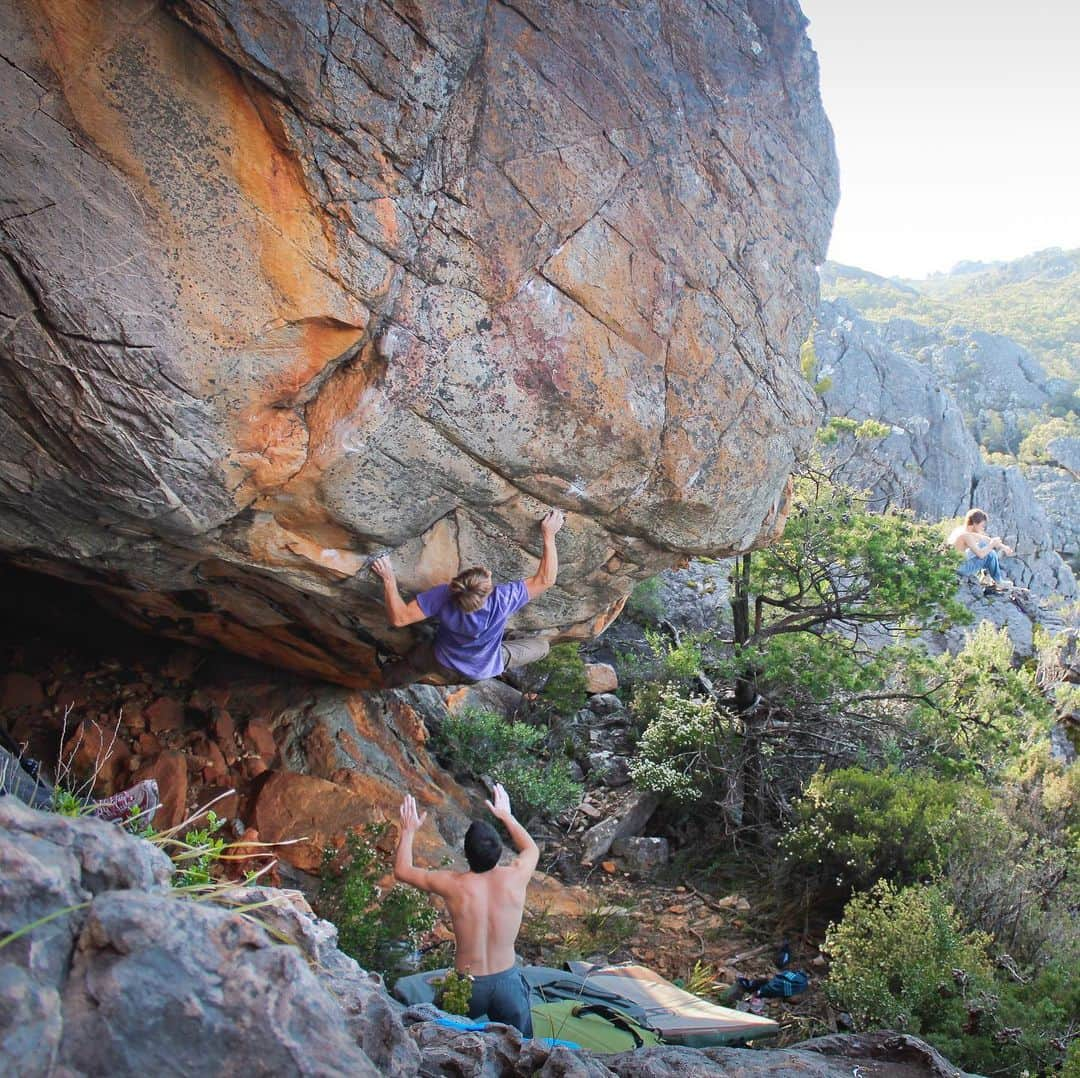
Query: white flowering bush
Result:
<box><xmin>629</xmin><ymin>686</ymin><xmax>735</xmax><ymax>803</ymax></box>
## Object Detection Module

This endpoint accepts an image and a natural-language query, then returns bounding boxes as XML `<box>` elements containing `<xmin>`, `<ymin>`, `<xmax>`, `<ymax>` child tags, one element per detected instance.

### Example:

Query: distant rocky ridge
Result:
<box><xmin>0</xmin><ymin>799</ymin><xmax>978</xmax><ymax>1077</ymax></box>
<box><xmin>811</xmin><ymin>299</ymin><xmax>1076</xmax><ymax>656</ymax></box>
<box><xmin>0</xmin><ymin>0</ymin><xmax>837</xmax><ymax>685</ymax></box>
<box><xmin>813</xmin><ymin>298</ymin><xmax>1074</xmax><ymax>594</ymax></box>
<box><xmin>819</xmin><ymin>254</ymin><xmax>1080</xmax><ymax>571</ymax></box>
<box><xmin>872</xmin><ymin>318</ymin><xmax>1052</xmax><ymax>453</ymax></box>
<box><xmin>819</xmin><ymin>249</ymin><xmax>1080</xmax><ymax>383</ymax></box>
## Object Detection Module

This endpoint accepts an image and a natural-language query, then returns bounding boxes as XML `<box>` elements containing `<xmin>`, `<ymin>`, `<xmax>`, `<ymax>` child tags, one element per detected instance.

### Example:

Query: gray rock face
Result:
<box><xmin>1024</xmin><ymin>435</ymin><xmax>1080</xmax><ymax>566</ymax></box>
<box><xmin>0</xmin><ymin>964</ymin><xmax>61</xmax><ymax>1078</ymax></box>
<box><xmin>580</xmin><ymin>791</ymin><xmax>661</xmax><ymax>864</ymax></box>
<box><xmin>814</xmin><ymin>300</ymin><xmax>1076</xmax><ymax>604</ymax></box>
<box><xmin>0</xmin><ymin>0</ymin><xmax>837</xmax><ymax>686</ymax></box>
<box><xmin>653</xmin><ymin>560</ymin><xmax>735</xmax><ymax>633</ymax></box>
<box><xmin>793</xmin><ymin>1030</ymin><xmax>976</xmax><ymax>1078</ymax></box>
<box><xmin>611</xmin><ymin>836</ymin><xmax>671</xmax><ymax>872</ymax></box>
<box><xmin>2</xmin><ymin>800</ymin><xmax>393</xmax><ymax>1077</ymax></box>
<box><xmin>60</xmin><ymin>891</ymin><xmax>383</xmax><ymax>1077</ymax></box>
<box><xmin>814</xmin><ymin>301</ymin><xmax>981</xmax><ymax>522</ymax></box>
<box><xmin>587</xmin><ymin>752</ymin><xmax>634</xmax><ymax>789</ymax></box>
<box><xmin>875</xmin><ymin>318</ymin><xmax>1052</xmax><ymax>452</ymax></box>
<box><xmin>0</xmin><ymin>798</ymin><xmax>173</xmax><ymax>991</ymax></box>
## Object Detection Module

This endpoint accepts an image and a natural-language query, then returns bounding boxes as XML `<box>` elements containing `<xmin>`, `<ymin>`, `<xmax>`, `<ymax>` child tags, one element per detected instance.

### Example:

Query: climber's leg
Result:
<box><xmin>500</xmin><ymin>636</ymin><xmax>550</xmax><ymax>671</ymax></box>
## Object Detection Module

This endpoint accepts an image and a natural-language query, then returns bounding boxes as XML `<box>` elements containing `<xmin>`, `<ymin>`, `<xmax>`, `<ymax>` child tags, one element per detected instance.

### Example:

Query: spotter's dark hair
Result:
<box><xmin>464</xmin><ymin>820</ymin><xmax>502</xmax><ymax>873</ymax></box>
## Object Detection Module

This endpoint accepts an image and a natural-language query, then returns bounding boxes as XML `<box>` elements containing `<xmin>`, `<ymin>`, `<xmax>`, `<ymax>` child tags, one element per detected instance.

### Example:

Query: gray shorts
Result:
<box><xmin>467</xmin><ymin>965</ymin><xmax>533</xmax><ymax>1037</ymax></box>
<box><xmin>501</xmin><ymin>636</ymin><xmax>550</xmax><ymax>670</ymax></box>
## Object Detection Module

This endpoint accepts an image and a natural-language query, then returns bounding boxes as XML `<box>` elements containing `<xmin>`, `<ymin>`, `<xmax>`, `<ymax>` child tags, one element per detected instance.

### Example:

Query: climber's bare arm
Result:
<box><xmin>393</xmin><ymin>795</ymin><xmax>456</xmax><ymax>895</ymax></box>
<box><xmin>961</xmin><ymin>532</ymin><xmax>1014</xmax><ymax>557</ymax></box>
<box><xmin>371</xmin><ymin>556</ymin><xmax>427</xmax><ymax>627</ymax></box>
<box><xmin>525</xmin><ymin>510</ymin><xmax>565</xmax><ymax>600</ymax></box>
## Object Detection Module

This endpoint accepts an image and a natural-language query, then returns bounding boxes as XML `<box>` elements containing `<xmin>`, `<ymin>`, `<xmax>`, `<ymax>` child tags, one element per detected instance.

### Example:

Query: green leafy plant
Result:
<box><xmin>626</xmin><ymin>576</ymin><xmax>665</xmax><ymax>625</ymax></box>
<box><xmin>528</xmin><ymin>642</ymin><xmax>589</xmax><ymax>716</ymax></box>
<box><xmin>434</xmin><ymin>707</ymin><xmax>581</xmax><ymax>821</ymax></box>
<box><xmin>1063</xmin><ymin>1038</ymin><xmax>1080</xmax><ymax>1078</ymax></box>
<box><xmin>433</xmin><ymin>969</ymin><xmax>473</xmax><ymax>1015</ymax></box>
<box><xmin>816</xmin><ymin>416</ymin><xmax>891</xmax><ymax>445</ymax></box>
<box><xmin>172</xmin><ymin>811</ymin><xmax>228</xmax><ymax>888</ymax></box>
<box><xmin>317</xmin><ymin>823</ymin><xmax>437</xmax><ymax>981</ymax></box>
<box><xmin>826</xmin><ymin>880</ymin><xmax>1080</xmax><ymax>1075</ymax></box>
<box><xmin>494</xmin><ymin>758</ymin><xmax>582</xmax><ymax>822</ymax></box>
<box><xmin>629</xmin><ymin>686</ymin><xmax>736</xmax><ymax>803</ymax></box>
<box><xmin>437</xmin><ymin>707</ymin><xmax>545</xmax><ymax>775</ymax></box>
<box><xmin>50</xmin><ymin>786</ymin><xmax>85</xmax><ymax>818</ymax></box>
<box><xmin>732</xmin><ymin>473</ymin><xmax>967</xmax><ymax>654</ymax></box>
<box><xmin>781</xmin><ymin>767</ymin><xmax>986</xmax><ymax>897</ymax></box>
<box><xmin>907</xmin><ymin>622</ymin><xmax>1053</xmax><ymax>776</ymax></box>
<box><xmin>825</xmin><ymin>880</ymin><xmax>993</xmax><ymax>1039</ymax></box>
<box><xmin>643</xmin><ymin>629</ymin><xmax>705</xmax><ymax>681</ymax></box>
<box><xmin>622</xmin><ymin>629</ymin><xmax>714</xmax><ymax>732</ymax></box>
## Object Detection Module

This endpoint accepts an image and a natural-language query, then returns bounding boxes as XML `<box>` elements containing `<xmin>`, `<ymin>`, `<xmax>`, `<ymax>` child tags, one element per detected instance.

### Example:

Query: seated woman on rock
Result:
<box><xmin>372</xmin><ymin>509</ymin><xmax>564</xmax><ymax>686</ymax></box>
<box><xmin>948</xmin><ymin>508</ymin><xmax>1015</xmax><ymax>590</ymax></box>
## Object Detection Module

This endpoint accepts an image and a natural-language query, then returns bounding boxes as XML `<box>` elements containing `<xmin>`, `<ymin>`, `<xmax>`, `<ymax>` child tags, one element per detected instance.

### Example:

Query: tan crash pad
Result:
<box><xmin>568</xmin><ymin>962</ymin><xmax>780</xmax><ymax>1045</ymax></box>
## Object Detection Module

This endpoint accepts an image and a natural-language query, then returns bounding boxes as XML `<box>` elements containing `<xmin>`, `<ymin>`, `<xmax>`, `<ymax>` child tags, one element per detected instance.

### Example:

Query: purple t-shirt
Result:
<box><xmin>416</xmin><ymin>580</ymin><xmax>531</xmax><ymax>680</ymax></box>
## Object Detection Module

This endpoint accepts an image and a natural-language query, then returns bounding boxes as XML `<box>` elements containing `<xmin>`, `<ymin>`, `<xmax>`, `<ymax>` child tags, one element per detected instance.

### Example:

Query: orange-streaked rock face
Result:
<box><xmin>0</xmin><ymin>0</ymin><xmax>837</xmax><ymax>683</ymax></box>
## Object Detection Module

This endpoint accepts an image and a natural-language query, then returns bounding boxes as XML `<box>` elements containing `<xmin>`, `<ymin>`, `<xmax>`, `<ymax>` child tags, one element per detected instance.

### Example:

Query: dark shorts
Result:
<box><xmin>467</xmin><ymin>965</ymin><xmax>533</xmax><ymax>1037</ymax></box>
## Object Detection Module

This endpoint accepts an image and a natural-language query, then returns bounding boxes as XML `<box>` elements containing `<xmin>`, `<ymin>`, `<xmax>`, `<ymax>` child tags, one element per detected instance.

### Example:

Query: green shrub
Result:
<box><xmin>643</xmin><ymin>629</ymin><xmax>705</xmax><ymax>681</ymax></box>
<box><xmin>817</xmin><ymin>416</ymin><xmax>891</xmax><ymax>445</ymax></box>
<box><xmin>173</xmin><ymin>811</ymin><xmax>228</xmax><ymax>888</ymax></box>
<box><xmin>825</xmin><ymin>881</ymin><xmax>993</xmax><ymax>1039</ymax></box>
<box><xmin>825</xmin><ymin>881</ymin><xmax>1079</xmax><ymax>1075</ymax></box>
<box><xmin>529</xmin><ymin>643</ymin><xmax>588</xmax><ymax>716</ymax></box>
<box><xmin>1018</xmin><ymin>415</ymin><xmax>1080</xmax><ymax>464</ymax></box>
<box><xmin>625</xmin><ymin>576</ymin><xmax>665</xmax><ymax>624</ymax></box>
<box><xmin>433</xmin><ymin>969</ymin><xmax>473</xmax><ymax>1015</ymax></box>
<box><xmin>434</xmin><ymin>707</ymin><xmax>582</xmax><ymax>821</ymax></box>
<box><xmin>1064</xmin><ymin>1038</ymin><xmax>1080</xmax><ymax>1078</ymax></box>
<box><xmin>909</xmin><ymin>622</ymin><xmax>1053</xmax><ymax>776</ymax></box>
<box><xmin>50</xmin><ymin>786</ymin><xmax>85</xmax><ymax>818</ymax></box>
<box><xmin>437</xmin><ymin>707</ymin><xmax>544</xmax><ymax>776</ymax></box>
<box><xmin>623</xmin><ymin>630</ymin><xmax>712</xmax><ymax>732</ymax></box>
<box><xmin>317</xmin><ymin>823</ymin><xmax>437</xmax><ymax>981</ymax></box>
<box><xmin>782</xmin><ymin>766</ymin><xmax>986</xmax><ymax>895</ymax></box>
<box><xmin>495</xmin><ymin>757</ymin><xmax>583</xmax><ymax>822</ymax></box>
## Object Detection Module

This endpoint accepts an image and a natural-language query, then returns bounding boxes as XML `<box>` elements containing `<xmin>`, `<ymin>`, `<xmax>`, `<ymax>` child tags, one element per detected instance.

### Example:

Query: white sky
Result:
<box><xmin>800</xmin><ymin>0</ymin><xmax>1080</xmax><ymax>279</ymax></box>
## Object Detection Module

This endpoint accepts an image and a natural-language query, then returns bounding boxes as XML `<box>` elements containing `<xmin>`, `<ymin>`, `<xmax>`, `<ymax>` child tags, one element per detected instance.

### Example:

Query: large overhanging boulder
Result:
<box><xmin>0</xmin><ymin>0</ymin><xmax>837</xmax><ymax>684</ymax></box>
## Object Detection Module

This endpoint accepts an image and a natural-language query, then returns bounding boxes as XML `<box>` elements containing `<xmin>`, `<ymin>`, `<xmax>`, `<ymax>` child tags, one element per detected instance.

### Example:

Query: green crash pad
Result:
<box><xmin>530</xmin><ymin>1000</ymin><xmax>661</xmax><ymax>1053</ymax></box>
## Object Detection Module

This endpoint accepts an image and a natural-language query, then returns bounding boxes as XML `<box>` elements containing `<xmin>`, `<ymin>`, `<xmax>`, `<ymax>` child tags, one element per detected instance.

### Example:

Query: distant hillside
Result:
<box><xmin>819</xmin><ymin>248</ymin><xmax>1080</xmax><ymax>383</ymax></box>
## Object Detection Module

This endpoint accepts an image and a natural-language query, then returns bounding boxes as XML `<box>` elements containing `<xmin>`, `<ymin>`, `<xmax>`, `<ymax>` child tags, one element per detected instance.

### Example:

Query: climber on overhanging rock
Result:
<box><xmin>948</xmin><ymin>507</ymin><xmax>1017</xmax><ymax>592</ymax></box>
<box><xmin>371</xmin><ymin>509</ymin><xmax>565</xmax><ymax>687</ymax></box>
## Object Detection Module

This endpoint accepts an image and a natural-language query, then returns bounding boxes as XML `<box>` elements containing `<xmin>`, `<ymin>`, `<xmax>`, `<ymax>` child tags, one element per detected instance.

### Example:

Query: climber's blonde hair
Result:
<box><xmin>450</xmin><ymin>567</ymin><xmax>493</xmax><ymax>613</ymax></box>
